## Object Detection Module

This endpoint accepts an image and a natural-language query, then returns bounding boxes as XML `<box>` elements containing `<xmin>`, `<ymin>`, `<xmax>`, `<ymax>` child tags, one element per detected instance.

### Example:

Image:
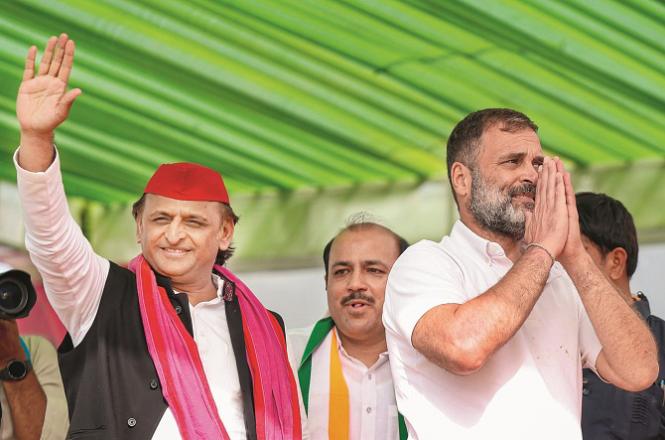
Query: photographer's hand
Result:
<box><xmin>0</xmin><ymin>321</ymin><xmax>46</xmax><ymax>440</ymax></box>
<box><xmin>0</xmin><ymin>320</ymin><xmax>22</xmax><ymax>364</ymax></box>
<box><xmin>16</xmin><ymin>33</ymin><xmax>81</xmax><ymax>172</ymax></box>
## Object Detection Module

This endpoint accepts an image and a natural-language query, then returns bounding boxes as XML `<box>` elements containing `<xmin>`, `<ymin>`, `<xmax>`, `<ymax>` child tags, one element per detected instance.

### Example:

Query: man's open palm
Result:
<box><xmin>16</xmin><ymin>33</ymin><xmax>81</xmax><ymax>135</ymax></box>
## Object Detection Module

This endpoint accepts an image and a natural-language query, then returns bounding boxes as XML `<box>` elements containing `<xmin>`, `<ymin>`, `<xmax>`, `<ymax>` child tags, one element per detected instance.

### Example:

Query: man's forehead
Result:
<box><xmin>330</xmin><ymin>227</ymin><xmax>400</xmax><ymax>262</ymax></box>
<box><xmin>143</xmin><ymin>194</ymin><xmax>221</xmax><ymax>213</ymax></box>
<box><xmin>479</xmin><ymin>125</ymin><xmax>542</xmax><ymax>157</ymax></box>
<box><xmin>479</xmin><ymin>127</ymin><xmax>543</xmax><ymax>161</ymax></box>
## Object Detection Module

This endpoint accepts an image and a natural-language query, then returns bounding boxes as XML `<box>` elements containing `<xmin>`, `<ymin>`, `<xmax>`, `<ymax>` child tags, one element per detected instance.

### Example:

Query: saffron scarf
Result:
<box><xmin>297</xmin><ymin>317</ymin><xmax>408</xmax><ymax>440</ymax></box>
<box><xmin>129</xmin><ymin>255</ymin><xmax>301</xmax><ymax>440</ymax></box>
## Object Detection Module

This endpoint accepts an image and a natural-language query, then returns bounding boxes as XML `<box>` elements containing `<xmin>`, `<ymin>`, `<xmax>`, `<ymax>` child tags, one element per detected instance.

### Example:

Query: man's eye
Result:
<box><xmin>186</xmin><ymin>220</ymin><xmax>203</xmax><ymax>227</ymax></box>
<box><xmin>152</xmin><ymin>217</ymin><xmax>169</xmax><ymax>223</ymax></box>
<box><xmin>367</xmin><ymin>267</ymin><xmax>385</xmax><ymax>274</ymax></box>
<box><xmin>334</xmin><ymin>269</ymin><xmax>350</xmax><ymax>276</ymax></box>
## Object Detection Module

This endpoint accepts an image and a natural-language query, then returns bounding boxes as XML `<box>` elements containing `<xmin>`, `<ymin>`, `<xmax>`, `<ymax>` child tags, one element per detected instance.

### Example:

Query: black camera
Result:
<box><xmin>0</xmin><ymin>270</ymin><xmax>36</xmax><ymax>320</ymax></box>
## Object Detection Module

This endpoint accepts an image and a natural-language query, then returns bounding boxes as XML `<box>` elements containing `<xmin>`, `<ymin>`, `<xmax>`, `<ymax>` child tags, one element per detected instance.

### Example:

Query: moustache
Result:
<box><xmin>341</xmin><ymin>291</ymin><xmax>375</xmax><ymax>306</ymax></box>
<box><xmin>509</xmin><ymin>183</ymin><xmax>536</xmax><ymax>198</ymax></box>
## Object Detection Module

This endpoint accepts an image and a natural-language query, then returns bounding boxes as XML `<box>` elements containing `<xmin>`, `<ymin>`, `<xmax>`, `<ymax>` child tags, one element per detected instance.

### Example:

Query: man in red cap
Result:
<box><xmin>13</xmin><ymin>34</ymin><xmax>301</xmax><ymax>440</ymax></box>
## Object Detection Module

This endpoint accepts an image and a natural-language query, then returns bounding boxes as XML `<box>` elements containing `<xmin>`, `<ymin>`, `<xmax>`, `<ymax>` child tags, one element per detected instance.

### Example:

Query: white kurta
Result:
<box><xmin>383</xmin><ymin>220</ymin><xmax>603</xmax><ymax>440</ymax></box>
<box><xmin>288</xmin><ymin>325</ymin><xmax>399</xmax><ymax>440</ymax></box>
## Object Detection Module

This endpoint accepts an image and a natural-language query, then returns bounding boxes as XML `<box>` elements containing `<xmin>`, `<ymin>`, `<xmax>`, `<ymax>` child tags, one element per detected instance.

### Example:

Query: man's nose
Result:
<box><xmin>522</xmin><ymin>161</ymin><xmax>539</xmax><ymax>185</ymax></box>
<box><xmin>165</xmin><ymin>221</ymin><xmax>185</xmax><ymax>243</ymax></box>
<box><xmin>347</xmin><ymin>269</ymin><xmax>368</xmax><ymax>292</ymax></box>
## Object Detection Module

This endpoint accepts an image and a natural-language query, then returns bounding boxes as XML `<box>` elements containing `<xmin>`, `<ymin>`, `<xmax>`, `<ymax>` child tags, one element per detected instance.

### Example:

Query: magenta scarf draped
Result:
<box><xmin>128</xmin><ymin>255</ymin><xmax>301</xmax><ymax>440</ymax></box>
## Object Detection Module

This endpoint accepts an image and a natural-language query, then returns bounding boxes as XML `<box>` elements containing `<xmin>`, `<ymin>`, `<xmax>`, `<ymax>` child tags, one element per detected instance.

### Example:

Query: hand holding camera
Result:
<box><xmin>0</xmin><ymin>270</ymin><xmax>37</xmax><ymax>381</ymax></box>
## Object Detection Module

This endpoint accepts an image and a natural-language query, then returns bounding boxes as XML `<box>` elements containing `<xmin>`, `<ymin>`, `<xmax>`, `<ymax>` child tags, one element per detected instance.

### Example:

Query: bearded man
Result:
<box><xmin>382</xmin><ymin>108</ymin><xmax>658</xmax><ymax>439</ymax></box>
<box><xmin>13</xmin><ymin>34</ymin><xmax>300</xmax><ymax>439</ymax></box>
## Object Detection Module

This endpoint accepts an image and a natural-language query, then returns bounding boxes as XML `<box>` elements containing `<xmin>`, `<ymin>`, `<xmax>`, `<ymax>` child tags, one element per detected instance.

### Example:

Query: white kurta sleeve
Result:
<box><xmin>15</xmin><ymin>148</ymin><xmax>110</xmax><ymax>346</ymax></box>
<box><xmin>383</xmin><ymin>240</ymin><xmax>465</xmax><ymax>347</ymax></box>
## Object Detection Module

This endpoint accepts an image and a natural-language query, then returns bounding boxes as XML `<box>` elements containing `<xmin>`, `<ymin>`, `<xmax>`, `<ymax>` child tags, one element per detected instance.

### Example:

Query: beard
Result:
<box><xmin>468</xmin><ymin>169</ymin><xmax>536</xmax><ymax>240</ymax></box>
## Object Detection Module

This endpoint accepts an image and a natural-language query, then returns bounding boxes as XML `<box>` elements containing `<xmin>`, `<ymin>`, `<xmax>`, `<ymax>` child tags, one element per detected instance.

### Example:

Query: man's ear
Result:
<box><xmin>606</xmin><ymin>247</ymin><xmax>628</xmax><ymax>281</ymax></box>
<box><xmin>218</xmin><ymin>216</ymin><xmax>235</xmax><ymax>251</ymax></box>
<box><xmin>451</xmin><ymin>161</ymin><xmax>472</xmax><ymax>199</ymax></box>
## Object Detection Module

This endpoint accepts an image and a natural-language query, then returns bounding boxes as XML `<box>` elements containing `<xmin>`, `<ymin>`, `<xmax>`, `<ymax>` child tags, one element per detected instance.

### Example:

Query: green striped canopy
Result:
<box><xmin>0</xmin><ymin>0</ymin><xmax>664</xmax><ymax>266</ymax></box>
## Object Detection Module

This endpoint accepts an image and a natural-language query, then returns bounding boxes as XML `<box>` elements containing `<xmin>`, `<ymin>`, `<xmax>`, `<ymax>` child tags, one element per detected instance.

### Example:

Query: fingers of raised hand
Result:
<box><xmin>48</xmin><ymin>33</ymin><xmax>69</xmax><ymax>76</ymax></box>
<box><xmin>22</xmin><ymin>46</ymin><xmax>37</xmax><ymax>81</ymax></box>
<box><xmin>57</xmin><ymin>40</ymin><xmax>76</xmax><ymax>83</ymax></box>
<box><xmin>37</xmin><ymin>36</ymin><xmax>57</xmax><ymax>75</ymax></box>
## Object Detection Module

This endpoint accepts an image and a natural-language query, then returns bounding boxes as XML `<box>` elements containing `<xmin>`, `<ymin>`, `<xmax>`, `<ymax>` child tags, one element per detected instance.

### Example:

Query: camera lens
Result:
<box><xmin>0</xmin><ymin>279</ymin><xmax>28</xmax><ymax>315</ymax></box>
<box><xmin>0</xmin><ymin>270</ymin><xmax>35</xmax><ymax>319</ymax></box>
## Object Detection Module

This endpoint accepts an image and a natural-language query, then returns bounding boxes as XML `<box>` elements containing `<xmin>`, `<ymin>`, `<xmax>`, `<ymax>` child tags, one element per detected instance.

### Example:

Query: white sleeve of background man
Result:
<box><xmin>14</xmin><ymin>148</ymin><xmax>109</xmax><ymax>346</ymax></box>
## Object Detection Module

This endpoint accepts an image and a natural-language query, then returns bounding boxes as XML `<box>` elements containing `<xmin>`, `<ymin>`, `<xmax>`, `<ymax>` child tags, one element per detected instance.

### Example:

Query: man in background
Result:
<box><xmin>0</xmin><ymin>264</ymin><xmax>68</xmax><ymax>440</ymax></box>
<box><xmin>288</xmin><ymin>218</ymin><xmax>408</xmax><ymax>439</ymax></box>
<box><xmin>578</xmin><ymin>192</ymin><xmax>665</xmax><ymax>439</ymax></box>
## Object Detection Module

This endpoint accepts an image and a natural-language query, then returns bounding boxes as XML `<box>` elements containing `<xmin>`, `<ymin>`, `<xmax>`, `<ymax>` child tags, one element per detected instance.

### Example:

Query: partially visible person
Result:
<box><xmin>577</xmin><ymin>192</ymin><xmax>665</xmax><ymax>439</ymax></box>
<box><xmin>288</xmin><ymin>218</ymin><xmax>409</xmax><ymax>440</ymax></box>
<box><xmin>0</xmin><ymin>264</ymin><xmax>68</xmax><ymax>440</ymax></box>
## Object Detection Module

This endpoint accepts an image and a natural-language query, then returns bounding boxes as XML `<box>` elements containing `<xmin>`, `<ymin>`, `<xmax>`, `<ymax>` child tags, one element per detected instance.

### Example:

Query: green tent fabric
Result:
<box><xmin>0</xmin><ymin>0</ymin><xmax>664</xmax><ymax>267</ymax></box>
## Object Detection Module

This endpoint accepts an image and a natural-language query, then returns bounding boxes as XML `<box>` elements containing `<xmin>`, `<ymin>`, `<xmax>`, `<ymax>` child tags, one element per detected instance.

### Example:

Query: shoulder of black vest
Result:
<box><xmin>269</xmin><ymin>310</ymin><xmax>286</xmax><ymax>336</ymax></box>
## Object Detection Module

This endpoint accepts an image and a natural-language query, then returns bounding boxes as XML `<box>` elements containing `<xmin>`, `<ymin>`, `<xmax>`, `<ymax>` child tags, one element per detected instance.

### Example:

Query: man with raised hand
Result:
<box><xmin>14</xmin><ymin>34</ymin><xmax>301</xmax><ymax>440</ymax></box>
<box><xmin>383</xmin><ymin>108</ymin><xmax>658</xmax><ymax>439</ymax></box>
<box><xmin>288</xmin><ymin>218</ymin><xmax>408</xmax><ymax>440</ymax></box>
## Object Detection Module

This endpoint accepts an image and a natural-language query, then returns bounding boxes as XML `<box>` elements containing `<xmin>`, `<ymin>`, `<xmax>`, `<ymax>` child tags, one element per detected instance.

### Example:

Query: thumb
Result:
<box><xmin>60</xmin><ymin>88</ymin><xmax>81</xmax><ymax>114</ymax></box>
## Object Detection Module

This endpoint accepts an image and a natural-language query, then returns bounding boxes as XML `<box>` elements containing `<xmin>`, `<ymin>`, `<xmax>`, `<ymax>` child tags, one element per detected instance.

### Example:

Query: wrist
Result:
<box><xmin>19</xmin><ymin>129</ymin><xmax>54</xmax><ymax>144</ymax></box>
<box><xmin>0</xmin><ymin>346</ymin><xmax>27</xmax><ymax>366</ymax></box>
<box><xmin>559</xmin><ymin>249</ymin><xmax>593</xmax><ymax>274</ymax></box>
<box><xmin>17</xmin><ymin>131</ymin><xmax>56</xmax><ymax>172</ymax></box>
<box><xmin>525</xmin><ymin>242</ymin><xmax>555</xmax><ymax>267</ymax></box>
<box><xmin>0</xmin><ymin>358</ymin><xmax>32</xmax><ymax>381</ymax></box>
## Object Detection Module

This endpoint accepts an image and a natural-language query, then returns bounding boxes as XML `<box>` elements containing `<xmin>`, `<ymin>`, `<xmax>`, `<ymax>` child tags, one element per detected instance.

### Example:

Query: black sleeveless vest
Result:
<box><xmin>59</xmin><ymin>261</ymin><xmax>283</xmax><ymax>439</ymax></box>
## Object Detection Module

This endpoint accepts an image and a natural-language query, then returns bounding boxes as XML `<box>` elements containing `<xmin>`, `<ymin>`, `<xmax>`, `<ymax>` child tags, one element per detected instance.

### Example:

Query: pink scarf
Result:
<box><xmin>129</xmin><ymin>255</ymin><xmax>301</xmax><ymax>440</ymax></box>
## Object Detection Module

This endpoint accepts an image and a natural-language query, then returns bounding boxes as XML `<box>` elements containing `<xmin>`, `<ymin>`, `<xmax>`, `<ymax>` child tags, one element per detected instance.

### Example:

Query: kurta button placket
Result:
<box><xmin>127</xmin><ymin>417</ymin><xmax>137</xmax><ymax>427</ymax></box>
<box><xmin>149</xmin><ymin>379</ymin><xmax>159</xmax><ymax>390</ymax></box>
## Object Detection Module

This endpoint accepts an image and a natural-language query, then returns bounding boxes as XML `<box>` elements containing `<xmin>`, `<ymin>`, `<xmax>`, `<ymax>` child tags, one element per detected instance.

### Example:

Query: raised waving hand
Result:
<box><xmin>16</xmin><ymin>33</ymin><xmax>81</xmax><ymax>171</ymax></box>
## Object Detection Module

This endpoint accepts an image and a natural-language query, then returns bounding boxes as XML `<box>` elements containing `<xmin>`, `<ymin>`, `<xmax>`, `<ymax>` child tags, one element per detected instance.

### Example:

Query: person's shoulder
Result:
<box><xmin>22</xmin><ymin>335</ymin><xmax>58</xmax><ymax>370</ymax></box>
<box><xmin>268</xmin><ymin>310</ymin><xmax>285</xmax><ymax>335</ymax></box>
<box><xmin>398</xmin><ymin>238</ymin><xmax>449</xmax><ymax>262</ymax></box>
<box><xmin>647</xmin><ymin>312</ymin><xmax>665</xmax><ymax>332</ymax></box>
<box><xmin>392</xmin><ymin>236</ymin><xmax>460</xmax><ymax>274</ymax></box>
<box><xmin>22</xmin><ymin>334</ymin><xmax>55</xmax><ymax>353</ymax></box>
<box><xmin>287</xmin><ymin>324</ymin><xmax>316</xmax><ymax>350</ymax></box>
